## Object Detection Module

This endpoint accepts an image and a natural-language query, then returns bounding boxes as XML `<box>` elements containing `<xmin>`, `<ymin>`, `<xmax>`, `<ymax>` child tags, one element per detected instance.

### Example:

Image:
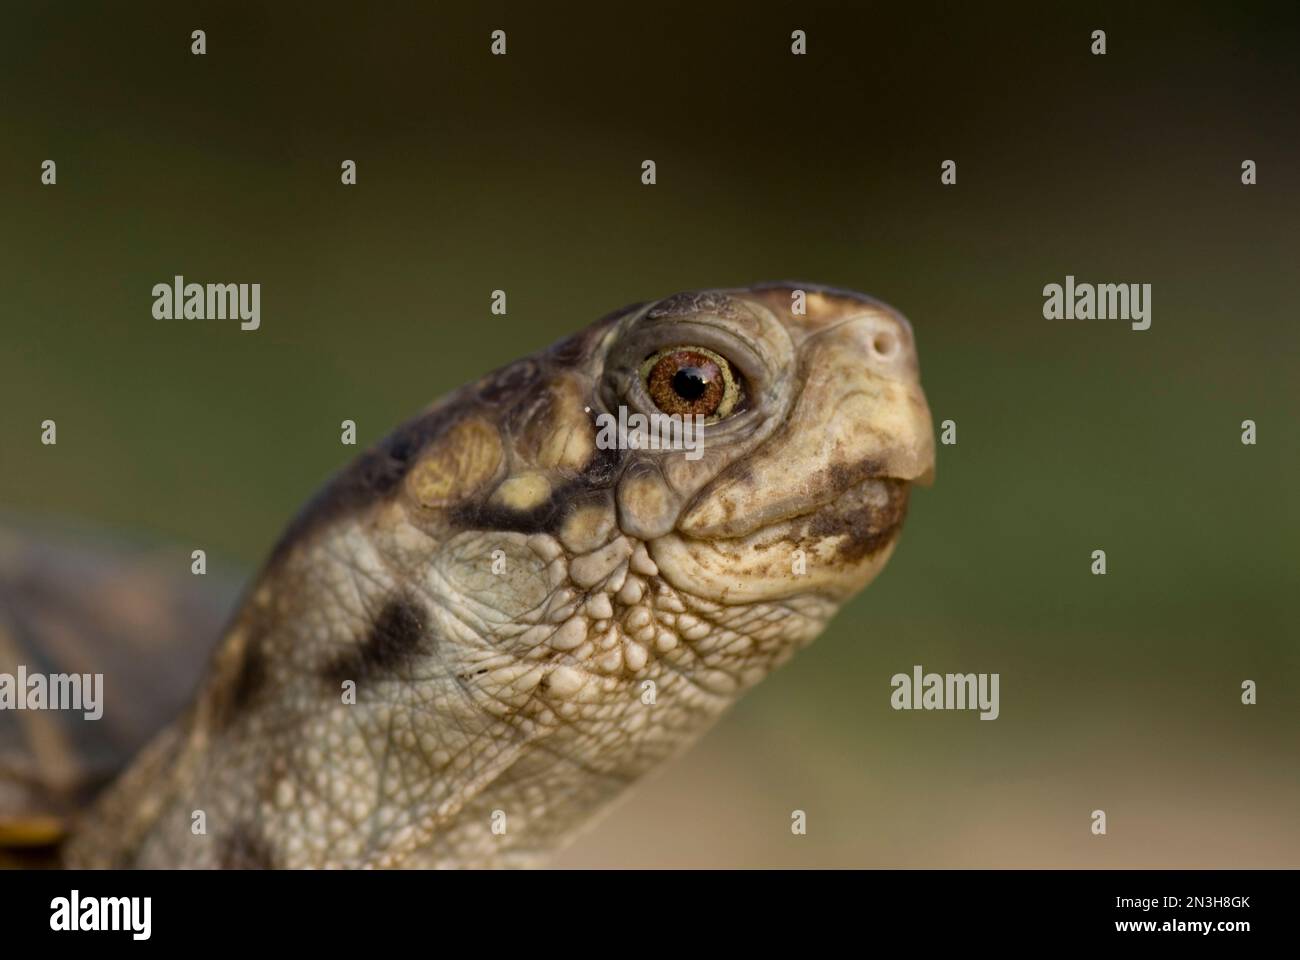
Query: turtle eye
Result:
<box><xmin>640</xmin><ymin>345</ymin><xmax>743</xmax><ymax>420</ymax></box>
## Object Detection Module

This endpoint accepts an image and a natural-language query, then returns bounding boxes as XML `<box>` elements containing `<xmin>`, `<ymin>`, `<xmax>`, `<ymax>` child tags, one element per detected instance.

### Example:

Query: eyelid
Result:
<box><xmin>621</xmin><ymin>321</ymin><xmax>766</xmax><ymax>388</ymax></box>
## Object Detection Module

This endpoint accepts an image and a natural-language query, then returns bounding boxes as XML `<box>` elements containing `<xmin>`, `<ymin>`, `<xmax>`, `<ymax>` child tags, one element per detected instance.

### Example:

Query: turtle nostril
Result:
<box><xmin>871</xmin><ymin>332</ymin><xmax>897</xmax><ymax>359</ymax></box>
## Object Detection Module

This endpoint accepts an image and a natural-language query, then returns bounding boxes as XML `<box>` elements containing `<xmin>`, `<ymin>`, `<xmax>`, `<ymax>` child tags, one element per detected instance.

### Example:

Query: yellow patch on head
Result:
<box><xmin>491</xmin><ymin>472</ymin><xmax>552</xmax><ymax>511</ymax></box>
<box><xmin>802</xmin><ymin>291</ymin><xmax>842</xmax><ymax>320</ymax></box>
<box><xmin>538</xmin><ymin>420</ymin><xmax>594</xmax><ymax>472</ymax></box>
<box><xmin>520</xmin><ymin>374</ymin><xmax>595</xmax><ymax>472</ymax></box>
<box><xmin>406</xmin><ymin>417</ymin><xmax>504</xmax><ymax>508</ymax></box>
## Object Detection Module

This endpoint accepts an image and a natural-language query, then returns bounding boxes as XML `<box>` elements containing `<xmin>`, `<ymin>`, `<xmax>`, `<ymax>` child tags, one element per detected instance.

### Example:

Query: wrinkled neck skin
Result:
<box><xmin>67</xmin><ymin>507</ymin><xmax>842</xmax><ymax>869</ymax></box>
<box><xmin>64</xmin><ymin>285</ymin><xmax>932</xmax><ymax>869</ymax></box>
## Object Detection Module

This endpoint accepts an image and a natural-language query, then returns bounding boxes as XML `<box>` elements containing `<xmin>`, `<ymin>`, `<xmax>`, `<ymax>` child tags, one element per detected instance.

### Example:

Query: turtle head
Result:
<box><xmin>593</xmin><ymin>283</ymin><xmax>935</xmax><ymax>607</ymax></box>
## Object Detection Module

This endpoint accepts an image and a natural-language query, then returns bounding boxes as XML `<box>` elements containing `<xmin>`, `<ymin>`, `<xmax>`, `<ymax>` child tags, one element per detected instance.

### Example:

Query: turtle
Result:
<box><xmin>0</xmin><ymin>283</ymin><xmax>935</xmax><ymax>868</ymax></box>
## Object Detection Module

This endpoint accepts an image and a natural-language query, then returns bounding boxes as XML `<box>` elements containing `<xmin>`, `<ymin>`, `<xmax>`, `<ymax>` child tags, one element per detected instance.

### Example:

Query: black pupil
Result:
<box><xmin>671</xmin><ymin>366</ymin><xmax>710</xmax><ymax>400</ymax></box>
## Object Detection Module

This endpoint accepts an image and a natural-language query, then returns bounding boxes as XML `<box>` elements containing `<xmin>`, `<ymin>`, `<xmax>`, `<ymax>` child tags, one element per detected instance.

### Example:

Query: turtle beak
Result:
<box><xmin>678</xmin><ymin>310</ymin><xmax>935</xmax><ymax>539</ymax></box>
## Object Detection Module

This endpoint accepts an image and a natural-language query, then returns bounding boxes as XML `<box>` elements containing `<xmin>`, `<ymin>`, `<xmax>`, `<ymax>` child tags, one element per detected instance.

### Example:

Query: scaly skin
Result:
<box><xmin>63</xmin><ymin>283</ymin><xmax>935</xmax><ymax>868</ymax></box>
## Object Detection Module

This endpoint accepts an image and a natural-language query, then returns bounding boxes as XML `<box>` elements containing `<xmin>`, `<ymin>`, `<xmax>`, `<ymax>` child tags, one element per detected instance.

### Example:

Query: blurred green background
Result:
<box><xmin>2</xmin><ymin>1</ymin><xmax>1296</xmax><ymax>866</ymax></box>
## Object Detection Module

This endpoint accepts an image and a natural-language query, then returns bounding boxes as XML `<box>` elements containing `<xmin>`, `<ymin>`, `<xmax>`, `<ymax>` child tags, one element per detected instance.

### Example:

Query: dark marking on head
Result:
<box><xmin>454</xmin><ymin>496</ymin><xmax>562</xmax><ymax>535</ymax></box>
<box><xmin>827</xmin><ymin>458</ymin><xmax>887</xmax><ymax>494</ymax></box>
<box><xmin>217</xmin><ymin>822</ymin><xmax>276</xmax><ymax>869</ymax></box>
<box><xmin>322</xmin><ymin>595</ymin><xmax>431</xmax><ymax>685</ymax></box>
<box><xmin>576</xmin><ymin>443</ymin><xmax>622</xmax><ymax>488</ymax></box>
<box><xmin>808</xmin><ymin>479</ymin><xmax>910</xmax><ymax>562</ymax></box>
<box><xmin>450</xmin><ymin>444</ymin><xmax>624</xmax><ymax>537</ymax></box>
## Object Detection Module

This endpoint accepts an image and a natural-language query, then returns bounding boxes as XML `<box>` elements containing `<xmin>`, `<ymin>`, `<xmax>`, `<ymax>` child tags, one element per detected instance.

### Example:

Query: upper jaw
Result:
<box><xmin>678</xmin><ymin>470</ymin><xmax>913</xmax><ymax>543</ymax></box>
<box><xmin>648</xmin><ymin>476</ymin><xmax>913</xmax><ymax>606</ymax></box>
<box><xmin>675</xmin><ymin>387</ymin><xmax>934</xmax><ymax>541</ymax></box>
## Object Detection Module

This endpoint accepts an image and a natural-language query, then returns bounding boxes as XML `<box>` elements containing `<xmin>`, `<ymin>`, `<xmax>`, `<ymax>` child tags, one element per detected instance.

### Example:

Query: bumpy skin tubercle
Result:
<box><xmin>63</xmin><ymin>282</ymin><xmax>935</xmax><ymax>868</ymax></box>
